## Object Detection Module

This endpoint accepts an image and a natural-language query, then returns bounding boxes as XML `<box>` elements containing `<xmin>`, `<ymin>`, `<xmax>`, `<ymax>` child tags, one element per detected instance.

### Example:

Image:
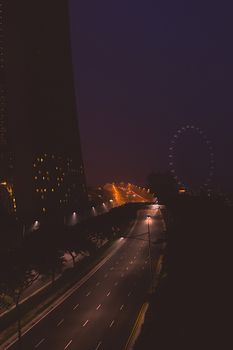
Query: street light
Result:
<box><xmin>147</xmin><ymin>215</ymin><xmax>153</xmax><ymax>283</ymax></box>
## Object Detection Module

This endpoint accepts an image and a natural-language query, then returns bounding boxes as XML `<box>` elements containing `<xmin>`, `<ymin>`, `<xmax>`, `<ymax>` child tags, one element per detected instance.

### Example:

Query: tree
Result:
<box><xmin>23</xmin><ymin>225</ymin><xmax>64</xmax><ymax>284</ymax></box>
<box><xmin>147</xmin><ymin>172</ymin><xmax>178</xmax><ymax>204</ymax></box>
<box><xmin>0</xmin><ymin>249</ymin><xmax>39</xmax><ymax>349</ymax></box>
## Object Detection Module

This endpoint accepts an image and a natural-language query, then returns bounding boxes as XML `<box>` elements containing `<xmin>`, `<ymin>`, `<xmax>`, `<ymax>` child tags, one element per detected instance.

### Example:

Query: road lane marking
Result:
<box><xmin>4</xmin><ymin>231</ymin><xmax>130</xmax><ymax>350</ymax></box>
<box><xmin>96</xmin><ymin>282</ymin><xmax>100</xmax><ymax>286</ymax></box>
<box><xmin>126</xmin><ymin>267</ymin><xmax>129</xmax><ymax>270</ymax></box>
<box><xmin>86</xmin><ymin>291</ymin><xmax>91</xmax><ymax>296</ymax></box>
<box><xmin>128</xmin><ymin>291</ymin><xmax>132</xmax><ymax>297</ymax></box>
<box><xmin>82</xmin><ymin>320</ymin><xmax>89</xmax><ymax>327</ymax></box>
<box><xmin>95</xmin><ymin>341</ymin><xmax>102</xmax><ymax>350</ymax></box>
<box><xmin>109</xmin><ymin>320</ymin><xmax>115</xmax><ymax>328</ymax></box>
<box><xmin>64</xmin><ymin>340</ymin><xmax>72</xmax><ymax>349</ymax></box>
<box><xmin>134</xmin><ymin>256</ymin><xmax>136</xmax><ymax>259</ymax></box>
<box><xmin>120</xmin><ymin>304</ymin><xmax>124</xmax><ymax>310</ymax></box>
<box><xmin>35</xmin><ymin>338</ymin><xmax>45</xmax><ymax>348</ymax></box>
<box><xmin>96</xmin><ymin>304</ymin><xmax>101</xmax><ymax>310</ymax></box>
<box><xmin>110</xmin><ymin>267</ymin><xmax>114</xmax><ymax>270</ymax></box>
<box><xmin>57</xmin><ymin>318</ymin><xmax>64</xmax><ymax>327</ymax></box>
<box><xmin>73</xmin><ymin>303</ymin><xmax>79</xmax><ymax>310</ymax></box>
<box><xmin>124</xmin><ymin>303</ymin><xmax>149</xmax><ymax>350</ymax></box>
<box><xmin>107</xmin><ymin>291</ymin><xmax>111</xmax><ymax>296</ymax></box>
<box><xmin>114</xmin><ymin>281</ymin><xmax>118</xmax><ymax>286</ymax></box>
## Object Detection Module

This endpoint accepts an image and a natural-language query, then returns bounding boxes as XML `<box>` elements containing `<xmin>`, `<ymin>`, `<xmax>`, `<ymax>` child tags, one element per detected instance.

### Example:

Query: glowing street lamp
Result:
<box><xmin>70</xmin><ymin>212</ymin><xmax>78</xmax><ymax>225</ymax></box>
<box><xmin>147</xmin><ymin>215</ymin><xmax>153</xmax><ymax>282</ymax></box>
<box><xmin>92</xmin><ymin>206</ymin><xmax>97</xmax><ymax>216</ymax></box>
<box><xmin>31</xmin><ymin>220</ymin><xmax>40</xmax><ymax>232</ymax></box>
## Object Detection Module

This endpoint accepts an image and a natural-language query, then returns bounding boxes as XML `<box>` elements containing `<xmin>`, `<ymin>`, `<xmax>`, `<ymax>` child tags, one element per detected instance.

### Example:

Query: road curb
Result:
<box><xmin>2</xmin><ymin>236</ymin><xmax>130</xmax><ymax>350</ymax></box>
<box><xmin>124</xmin><ymin>303</ymin><xmax>149</xmax><ymax>350</ymax></box>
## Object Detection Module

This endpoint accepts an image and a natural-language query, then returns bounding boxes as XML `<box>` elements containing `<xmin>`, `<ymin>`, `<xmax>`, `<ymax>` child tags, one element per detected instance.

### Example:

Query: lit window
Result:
<box><xmin>41</xmin><ymin>158</ymin><xmax>43</xmax><ymax>162</ymax></box>
<box><xmin>42</xmin><ymin>207</ymin><xmax>46</xmax><ymax>212</ymax></box>
<box><xmin>36</xmin><ymin>189</ymin><xmax>39</xmax><ymax>193</ymax></box>
<box><xmin>52</xmin><ymin>188</ymin><xmax>55</xmax><ymax>192</ymax></box>
<box><xmin>44</xmin><ymin>188</ymin><xmax>47</xmax><ymax>192</ymax></box>
<box><xmin>34</xmin><ymin>176</ymin><xmax>38</xmax><ymax>180</ymax></box>
<box><xmin>33</xmin><ymin>163</ymin><xmax>36</xmax><ymax>168</ymax></box>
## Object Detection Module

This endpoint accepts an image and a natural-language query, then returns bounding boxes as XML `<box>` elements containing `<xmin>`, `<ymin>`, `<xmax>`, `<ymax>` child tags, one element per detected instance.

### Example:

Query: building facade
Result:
<box><xmin>0</xmin><ymin>0</ymin><xmax>16</xmax><ymax>213</ymax></box>
<box><xmin>33</xmin><ymin>153</ymin><xmax>86</xmax><ymax>216</ymax></box>
<box><xmin>4</xmin><ymin>1</ymin><xmax>87</xmax><ymax>218</ymax></box>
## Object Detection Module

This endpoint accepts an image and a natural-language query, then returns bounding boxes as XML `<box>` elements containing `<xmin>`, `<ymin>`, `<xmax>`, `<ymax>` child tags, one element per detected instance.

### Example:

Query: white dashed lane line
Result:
<box><xmin>86</xmin><ymin>291</ymin><xmax>91</xmax><ymax>297</ymax></box>
<box><xmin>120</xmin><ymin>304</ymin><xmax>124</xmax><ymax>311</ymax></box>
<box><xmin>82</xmin><ymin>320</ymin><xmax>89</xmax><ymax>327</ymax></box>
<box><xmin>96</xmin><ymin>304</ymin><xmax>101</xmax><ymax>310</ymax></box>
<box><xmin>35</xmin><ymin>338</ymin><xmax>45</xmax><ymax>348</ymax></box>
<box><xmin>95</xmin><ymin>341</ymin><xmax>102</xmax><ymax>350</ymax></box>
<box><xmin>57</xmin><ymin>318</ymin><xmax>64</xmax><ymax>327</ymax></box>
<box><xmin>128</xmin><ymin>291</ymin><xmax>132</xmax><ymax>297</ymax></box>
<box><xmin>114</xmin><ymin>281</ymin><xmax>118</xmax><ymax>286</ymax></box>
<box><xmin>96</xmin><ymin>282</ymin><xmax>100</xmax><ymax>286</ymax></box>
<box><xmin>109</xmin><ymin>320</ymin><xmax>115</xmax><ymax>328</ymax></box>
<box><xmin>107</xmin><ymin>291</ymin><xmax>111</xmax><ymax>297</ymax></box>
<box><xmin>73</xmin><ymin>303</ymin><xmax>79</xmax><ymax>310</ymax></box>
<box><xmin>64</xmin><ymin>339</ymin><xmax>72</xmax><ymax>349</ymax></box>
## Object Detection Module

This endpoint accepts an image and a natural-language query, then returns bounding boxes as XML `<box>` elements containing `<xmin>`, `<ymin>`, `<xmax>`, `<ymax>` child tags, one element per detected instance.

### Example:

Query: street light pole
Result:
<box><xmin>147</xmin><ymin>216</ymin><xmax>153</xmax><ymax>284</ymax></box>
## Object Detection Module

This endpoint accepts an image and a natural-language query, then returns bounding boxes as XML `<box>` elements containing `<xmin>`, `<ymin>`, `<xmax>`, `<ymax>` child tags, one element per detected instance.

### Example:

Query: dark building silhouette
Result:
<box><xmin>0</xmin><ymin>0</ymin><xmax>16</xmax><ymax>213</ymax></box>
<box><xmin>4</xmin><ymin>1</ymin><xmax>87</xmax><ymax>218</ymax></box>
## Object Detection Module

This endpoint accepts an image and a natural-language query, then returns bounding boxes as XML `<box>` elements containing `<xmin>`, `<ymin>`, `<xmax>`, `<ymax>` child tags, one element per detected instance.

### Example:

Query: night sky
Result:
<box><xmin>69</xmin><ymin>0</ymin><xmax>233</xmax><ymax>191</ymax></box>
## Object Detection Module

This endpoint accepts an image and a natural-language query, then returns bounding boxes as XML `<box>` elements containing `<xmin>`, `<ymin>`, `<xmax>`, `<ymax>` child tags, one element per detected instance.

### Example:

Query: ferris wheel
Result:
<box><xmin>169</xmin><ymin>125</ymin><xmax>215</xmax><ymax>191</ymax></box>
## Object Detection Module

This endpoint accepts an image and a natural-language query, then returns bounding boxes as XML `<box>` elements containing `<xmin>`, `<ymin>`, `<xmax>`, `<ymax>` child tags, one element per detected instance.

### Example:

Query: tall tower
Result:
<box><xmin>5</xmin><ymin>1</ymin><xmax>88</xmax><ymax>218</ymax></box>
<box><xmin>0</xmin><ymin>0</ymin><xmax>16</xmax><ymax>213</ymax></box>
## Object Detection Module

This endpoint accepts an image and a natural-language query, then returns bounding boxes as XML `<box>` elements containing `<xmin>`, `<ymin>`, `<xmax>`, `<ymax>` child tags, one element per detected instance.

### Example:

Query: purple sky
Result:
<box><xmin>69</xmin><ymin>0</ymin><xmax>233</xmax><ymax>190</ymax></box>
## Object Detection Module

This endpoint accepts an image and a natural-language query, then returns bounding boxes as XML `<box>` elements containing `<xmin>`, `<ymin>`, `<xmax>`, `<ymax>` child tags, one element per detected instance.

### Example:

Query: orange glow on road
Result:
<box><xmin>103</xmin><ymin>182</ymin><xmax>154</xmax><ymax>207</ymax></box>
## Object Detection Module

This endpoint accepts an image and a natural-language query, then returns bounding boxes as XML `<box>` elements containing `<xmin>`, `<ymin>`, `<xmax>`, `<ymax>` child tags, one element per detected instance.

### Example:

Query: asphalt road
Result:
<box><xmin>7</xmin><ymin>205</ymin><xmax>164</xmax><ymax>350</ymax></box>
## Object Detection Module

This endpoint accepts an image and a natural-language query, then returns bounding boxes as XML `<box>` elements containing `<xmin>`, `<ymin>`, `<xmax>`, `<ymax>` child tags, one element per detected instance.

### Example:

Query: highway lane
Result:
<box><xmin>7</xmin><ymin>206</ymin><xmax>164</xmax><ymax>350</ymax></box>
